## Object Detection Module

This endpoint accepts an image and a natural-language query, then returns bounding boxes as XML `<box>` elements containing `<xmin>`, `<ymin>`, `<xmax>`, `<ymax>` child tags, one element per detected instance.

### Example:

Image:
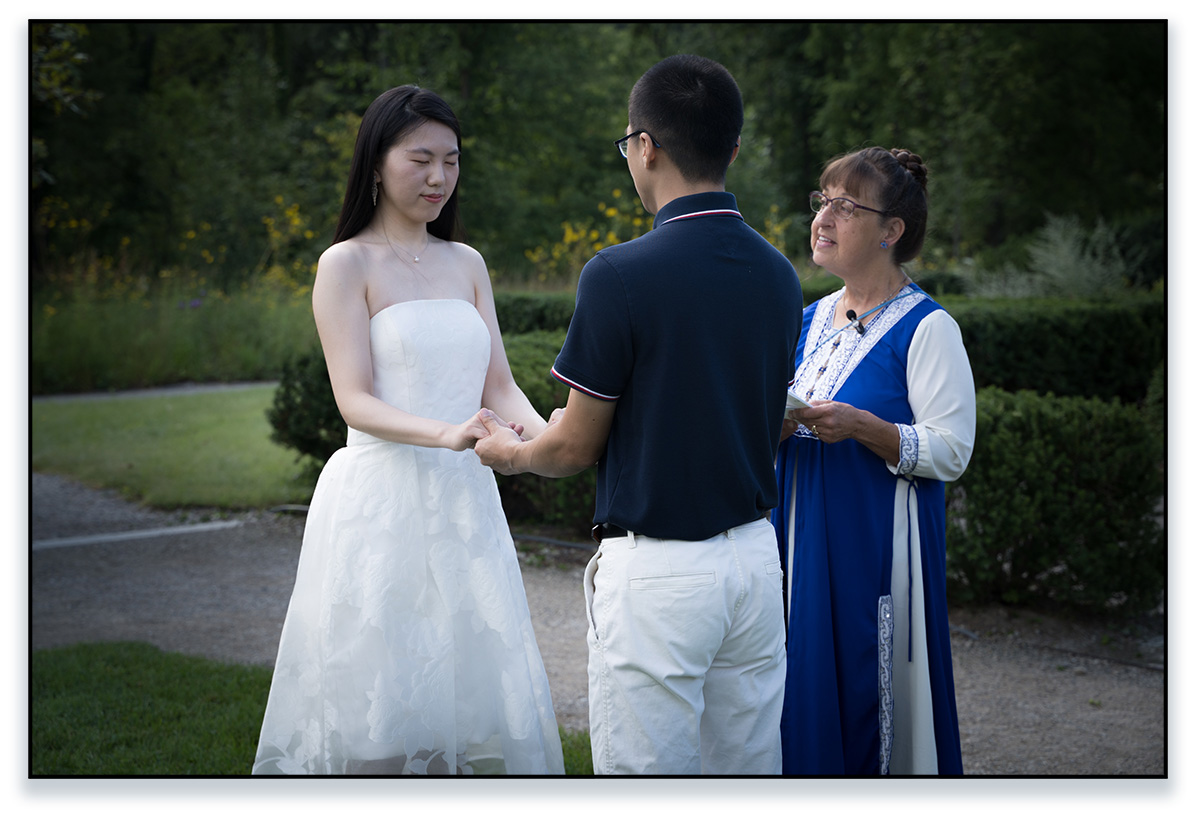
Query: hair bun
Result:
<box><xmin>891</xmin><ymin>148</ymin><xmax>928</xmax><ymax>189</ymax></box>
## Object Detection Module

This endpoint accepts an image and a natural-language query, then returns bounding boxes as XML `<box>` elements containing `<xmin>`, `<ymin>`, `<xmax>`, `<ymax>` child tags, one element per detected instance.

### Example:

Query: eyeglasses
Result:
<box><xmin>614</xmin><ymin>130</ymin><xmax>661</xmax><ymax>158</ymax></box>
<box><xmin>809</xmin><ymin>191</ymin><xmax>887</xmax><ymax>220</ymax></box>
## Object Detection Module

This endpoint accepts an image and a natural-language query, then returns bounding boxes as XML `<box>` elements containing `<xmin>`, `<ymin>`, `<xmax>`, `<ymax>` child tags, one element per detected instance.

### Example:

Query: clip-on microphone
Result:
<box><xmin>846</xmin><ymin>310</ymin><xmax>866</xmax><ymax>335</ymax></box>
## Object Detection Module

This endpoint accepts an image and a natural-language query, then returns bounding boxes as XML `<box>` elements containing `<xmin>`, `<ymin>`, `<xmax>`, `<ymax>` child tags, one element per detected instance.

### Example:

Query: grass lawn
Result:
<box><xmin>31</xmin><ymin>388</ymin><xmax>594</xmax><ymax>775</ymax></box>
<box><xmin>32</xmin><ymin>642</ymin><xmax>593</xmax><ymax>776</ymax></box>
<box><xmin>32</xmin><ymin>385</ymin><xmax>317</xmax><ymax>509</ymax></box>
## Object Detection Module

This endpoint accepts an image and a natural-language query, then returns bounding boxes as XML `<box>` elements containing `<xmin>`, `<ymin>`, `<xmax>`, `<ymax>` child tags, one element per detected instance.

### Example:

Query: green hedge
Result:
<box><xmin>265</xmin><ymin>348</ymin><xmax>342</xmax><ymax>469</ymax></box>
<box><xmin>494</xmin><ymin>328</ymin><xmax>597</xmax><ymax>531</ymax></box>
<box><xmin>501</xmin><ymin>329</ymin><xmax>571</xmax><ymax>413</ymax></box>
<box><xmin>945</xmin><ymin>386</ymin><xmax>1164</xmax><ymax>615</ymax></box>
<box><xmin>493</xmin><ymin>291</ymin><xmax>577</xmax><ymax>335</ymax></box>
<box><xmin>947</xmin><ymin>293</ymin><xmax>1164</xmax><ymax>403</ymax></box>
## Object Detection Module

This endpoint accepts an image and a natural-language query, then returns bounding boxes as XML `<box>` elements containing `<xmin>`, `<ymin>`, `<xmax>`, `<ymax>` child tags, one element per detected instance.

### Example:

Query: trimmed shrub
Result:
<box><xmin>493</xmin><ymin>328</ymin><xmax>596</xmax><ymax>532</ymax></box>
<box><xmin>493</xmin><ymin>291</ymin><xmax>576</xmax><ymax>334</ymax></box>
<box><xmin>945</xmin><ymin>387</ymin><xmax>1164</xmax><ymax>614</ymax></box>
<box><xmin>947</xmin><ymin>294</ymin><xmax>1164</xmax><ymax>403</ymax></box>
<box><xmin>912</xmin><ymin>267</ymin><xmax>969</xmax><ymax>297</ymax></box>
<box><xmin>265</xmin><ymin>348</ymin><xmax>343</xmax><ymax>467</ymax></box>
<box><xmin>502</xmin><ymin>329</ymin><xmax>572</xmax><ymax>415</ymax></box>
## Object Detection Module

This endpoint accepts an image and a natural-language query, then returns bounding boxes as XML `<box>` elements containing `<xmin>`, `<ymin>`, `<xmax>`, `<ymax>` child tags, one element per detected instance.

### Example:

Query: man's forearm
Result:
<box><xmin>509</xmin><ymin>424</ymin><xmax>597</xmax><ymax>478</ymax></box>
<box><xmin>477</xmin><ymin>390</ymin><xmax>613</xmax><ymax>477</ymax></box>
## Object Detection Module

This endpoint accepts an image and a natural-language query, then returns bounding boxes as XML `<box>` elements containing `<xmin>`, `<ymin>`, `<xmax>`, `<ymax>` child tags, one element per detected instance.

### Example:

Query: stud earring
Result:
<box><xmin>880</xmin><ymin>241</ymin><xmax>888</xmax><ymax>249</ymax></box>
<box><xmin>372</xmin><ymin>178</ymin><xmax>378</xmax><ymax>207</ymax></box>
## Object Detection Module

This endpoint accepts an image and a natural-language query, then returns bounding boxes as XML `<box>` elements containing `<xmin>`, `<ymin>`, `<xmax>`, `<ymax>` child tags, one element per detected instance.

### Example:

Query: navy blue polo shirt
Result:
<box><xmin>552</xmin><ymin>191</ymin><xmax>805</xmax><ymax>541</ymax></box>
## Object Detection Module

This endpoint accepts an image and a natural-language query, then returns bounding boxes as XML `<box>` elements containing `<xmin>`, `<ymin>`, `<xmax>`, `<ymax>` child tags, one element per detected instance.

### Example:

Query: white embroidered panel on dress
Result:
<box><xmin>878</xmin><ymin>593</ymin><xmax>895</xmax><ymax>775</ymax></box>
<box><xmin>794</xmin><ymin>286</ymin><xmax>926</xmax><ymax>405</ymax></box>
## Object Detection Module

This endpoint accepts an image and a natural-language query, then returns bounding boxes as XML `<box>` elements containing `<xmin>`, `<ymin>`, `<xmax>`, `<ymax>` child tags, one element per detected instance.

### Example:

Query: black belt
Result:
<box><xmin>591</xmin><ymin>523</ymin><xmax>628</xmax><ymax>544</ymax></box>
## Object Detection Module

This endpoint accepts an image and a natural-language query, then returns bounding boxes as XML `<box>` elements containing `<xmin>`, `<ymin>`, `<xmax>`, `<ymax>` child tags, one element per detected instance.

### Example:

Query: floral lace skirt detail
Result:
<box><xmin>252</xmin><ymin>442</ymin><xmax>564</xmax><ymax>775</ymax></box>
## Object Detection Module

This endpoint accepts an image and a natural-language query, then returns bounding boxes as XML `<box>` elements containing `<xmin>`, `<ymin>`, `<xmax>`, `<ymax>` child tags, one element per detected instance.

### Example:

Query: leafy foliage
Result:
<box><xmin>501</xmin><ymin>329</ymin><xmax>571</xmax><ymax>416</ymax></box>
<box><xmin>30</xmin><ymin>21</ymin><xmax>1165</xmax><ymax>294</ymax></box>
<box><xmin>951</xmin><ymin>293</ymin><xmax>1164</xmax><ymax>404</ymax></box>
<box><xmin>1143</xmin><ymin>361</ymin><xmax>1165</xmax><ymax>455</ymax></box>
<box><xmin>965</xmin><ymin>214</ymin><xmax>1146</xmax><ymax>299</ymax></box>
<box><xmin>797</xmin><ymin>22</ymin><xmax>1164</xmax><ymax>265</ymax></box>
<box><xmin>494</xmin><ymin>291</ymin><xmax>576</xmax><ymax>335</ymax></box>
<box><xmin>266</xmin><ymin>347</ymin><xmax>344</xmax><ymax>467</ymax></box>
<box><xmin>946</xmin><ymin>387</ymin><xmax>1164</xmax><ymax>614</ymax></box>
<box><xmin>491</xmin><ymin>329</ymin><xmax>596</xmax><ymax>530</ymax></box>
<box><xmin>32</xmin><ymin>273</ymin><xmax>317</xmax><ymax>394</ymax></box>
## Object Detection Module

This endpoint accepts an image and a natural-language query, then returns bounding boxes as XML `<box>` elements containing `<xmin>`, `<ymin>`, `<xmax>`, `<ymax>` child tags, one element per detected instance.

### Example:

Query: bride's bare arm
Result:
<box><xmin>464</xmin><ymin>245</ymin><xmax>550</xmax><ymax>439</ymax></box>
<box><xmin>312</xmin><ymin>243</ymin><xmax>485</xmax><ymax>451</ymax></box>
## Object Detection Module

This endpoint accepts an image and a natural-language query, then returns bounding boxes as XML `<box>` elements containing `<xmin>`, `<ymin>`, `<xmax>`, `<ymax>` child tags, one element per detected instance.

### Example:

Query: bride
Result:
<box><xmin>252</xmin><ymin>86</ymin><xmax>564</xmax><ymax>775</ymax></box>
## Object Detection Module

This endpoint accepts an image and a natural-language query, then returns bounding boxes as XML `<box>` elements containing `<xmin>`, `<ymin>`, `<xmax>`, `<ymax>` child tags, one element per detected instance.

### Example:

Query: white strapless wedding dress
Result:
<box><xmin>253</xmin><ymin>299</ymin><xmax>564</xmax><ymax>775</ymax></box>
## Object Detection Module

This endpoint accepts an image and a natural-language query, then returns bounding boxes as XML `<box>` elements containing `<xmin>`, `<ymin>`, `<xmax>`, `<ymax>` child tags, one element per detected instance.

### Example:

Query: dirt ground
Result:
<box><xmin>31</xmin><ymin>472</ymin><xmax>1165</xmax><ymax>776</ymax></box>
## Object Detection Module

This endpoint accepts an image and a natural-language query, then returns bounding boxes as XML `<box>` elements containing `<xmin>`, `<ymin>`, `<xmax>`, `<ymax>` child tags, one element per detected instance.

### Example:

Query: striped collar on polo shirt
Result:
<box><xmin>660</xmin><ymin>208</ymin><xmax>744</xmax><ymax>225</ymax></box>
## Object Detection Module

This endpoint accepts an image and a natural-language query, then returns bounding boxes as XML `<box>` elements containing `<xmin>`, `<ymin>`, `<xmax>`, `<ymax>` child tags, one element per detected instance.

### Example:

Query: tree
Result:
<box><xmin>31</xmin><ymin>22</ymin><xmax>100</xmax><ymax>277</ymax></box>
<box><xmin>29</xmin><ymin>21</ymin><xmax>1165</xmax><ymax>290</ymax></box>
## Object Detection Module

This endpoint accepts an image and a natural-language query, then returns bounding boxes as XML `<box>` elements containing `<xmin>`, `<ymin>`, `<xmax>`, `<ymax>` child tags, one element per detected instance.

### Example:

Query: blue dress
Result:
<box><xmin>772</xmin><ymin>284</ymin><xmax>975</xmax><ymax>775</ymax></box>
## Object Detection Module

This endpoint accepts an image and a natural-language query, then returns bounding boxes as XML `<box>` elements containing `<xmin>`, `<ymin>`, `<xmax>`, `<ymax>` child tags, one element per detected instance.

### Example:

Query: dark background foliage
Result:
<box><xmin>31</xmin><ymin>21</ymin><xmax>1166</xmax><ymax>289</ymax></box>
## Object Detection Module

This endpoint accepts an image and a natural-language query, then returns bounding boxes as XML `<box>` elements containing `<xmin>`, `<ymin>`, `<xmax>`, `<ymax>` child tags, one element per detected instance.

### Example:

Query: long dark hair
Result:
<box><xmin>332</xmin><ymin>85</ymin><xmax>463</xmax><ymax>245</ymax></box>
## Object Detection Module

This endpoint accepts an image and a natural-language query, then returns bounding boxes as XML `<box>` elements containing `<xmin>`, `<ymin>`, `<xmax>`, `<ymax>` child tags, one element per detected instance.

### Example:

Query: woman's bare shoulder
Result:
<box><xmin>443</xmin><ymin>240</ymin><xmax>489</xmax><ymax>286</ymax></box>
<box><xmin>441</xmin><ymin>239</ymin><xmax>484</xmax><ymax>266</ymax></box>
<box><xmin>318</xmin><ymin>237</ymin><xmax>371</xmax><ymax>269</ymax></box>
<box><xmin>318</xmin><ymin>238</ymin><xmax>378</xmax><ymax>283</ymax></box>
<box><xmin>314</xmin><ymin>240</ymin><xmax>377</xmax><ymax>309</ymax></box>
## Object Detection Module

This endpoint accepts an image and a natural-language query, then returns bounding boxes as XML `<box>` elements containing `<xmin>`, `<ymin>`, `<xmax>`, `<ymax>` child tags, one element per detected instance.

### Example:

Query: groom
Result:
<box><xmin>474</xmin><ymin>54</ymin><xmax>803</xmax><ymax>775</ymax></box>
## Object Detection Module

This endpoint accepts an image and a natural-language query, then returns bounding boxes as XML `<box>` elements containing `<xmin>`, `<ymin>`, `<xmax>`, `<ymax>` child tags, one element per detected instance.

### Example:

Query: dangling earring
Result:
<box><xmin>880</xmin><ymin>241</ymin><xmax>889</xmax><ymax>249</ymax></box>
<box><xmin>372</xmin><ymin>178</ymin><xmax>378</xmax><ymax>207</ymax></box>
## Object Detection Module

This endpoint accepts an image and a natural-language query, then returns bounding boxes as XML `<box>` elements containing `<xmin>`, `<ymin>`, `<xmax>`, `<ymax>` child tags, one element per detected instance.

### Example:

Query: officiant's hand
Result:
<box><xmin>796</xmin><ymin>400</ymin><xmax>861</xmax><ymax>444</ymax></box>
<box><xmin>474</xmin><ymin>409</ymin><xmax>524</xmax><ymax>474</ymax></box>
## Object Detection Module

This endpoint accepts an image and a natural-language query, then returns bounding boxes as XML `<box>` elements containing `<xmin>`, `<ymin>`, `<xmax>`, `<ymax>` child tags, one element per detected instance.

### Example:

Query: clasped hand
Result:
<box><xmin>785</xmin><ymin>399</ymin><xmax>855</xmax><ymax>443</ymax></box>
<box><xmin>472</xmin><ymin>408</ymin><xmax>525</xmax><ymax>474</ymax></box>
<box><xmin>448</xmin><ymin>411</ymin><xmax>524</xmax><ymax>453</ymax></box>
<box><xmin>471</xmin><ymin>406</ymin><xmax>565</xmax><ymax>473</ymax></box>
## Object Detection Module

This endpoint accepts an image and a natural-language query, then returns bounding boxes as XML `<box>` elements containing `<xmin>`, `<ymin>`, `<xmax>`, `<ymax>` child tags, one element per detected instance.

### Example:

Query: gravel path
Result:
<box><xmin>31</xmin><ymin>472</ymin><xmax>1164</xmax><ymax>775</ymax></box>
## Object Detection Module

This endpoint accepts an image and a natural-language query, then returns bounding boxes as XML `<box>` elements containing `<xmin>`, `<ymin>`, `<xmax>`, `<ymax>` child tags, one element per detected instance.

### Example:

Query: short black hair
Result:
<box><xmin>628</xmin><ymin>55</ymin><xmax>743</xmax><ymax>184</ymax></box>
